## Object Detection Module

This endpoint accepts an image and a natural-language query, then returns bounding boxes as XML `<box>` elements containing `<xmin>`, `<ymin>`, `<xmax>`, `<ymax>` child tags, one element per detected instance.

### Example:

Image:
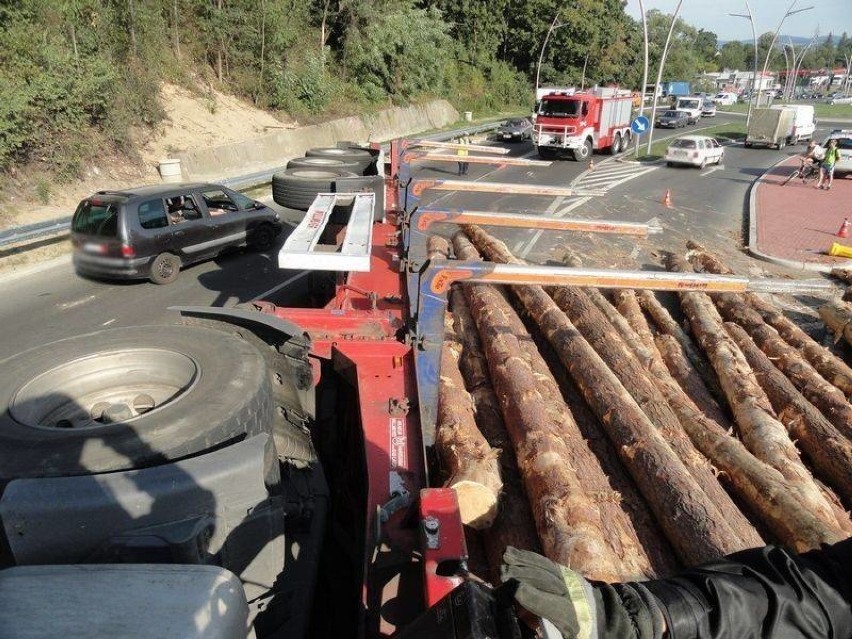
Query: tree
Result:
<box><xmin>719</xmin><ymin>41</ymin><xmax>748</xmax><ymax>71</ymax></box>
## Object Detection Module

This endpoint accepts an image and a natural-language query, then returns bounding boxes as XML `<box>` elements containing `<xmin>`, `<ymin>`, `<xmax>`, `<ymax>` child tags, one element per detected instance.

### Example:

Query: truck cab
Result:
<box><xmin>533</xmin><ymin>88</ymin><xmax>633</xmax><ymax>161</ymax></box>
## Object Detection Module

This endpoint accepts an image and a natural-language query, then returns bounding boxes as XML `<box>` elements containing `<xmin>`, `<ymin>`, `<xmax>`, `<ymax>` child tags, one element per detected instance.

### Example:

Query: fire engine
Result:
<box><xmin>533</xmin><ymin>87</ymin><xmax>634</xmax><ymax>161</ymax></box>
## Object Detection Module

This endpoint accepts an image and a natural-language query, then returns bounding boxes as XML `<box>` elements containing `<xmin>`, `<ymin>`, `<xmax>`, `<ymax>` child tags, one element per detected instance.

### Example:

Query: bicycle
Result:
<box><xmin>781</xmin><ymin>159</ymin><xmax>820</xmax><ymax>186</ymax></box>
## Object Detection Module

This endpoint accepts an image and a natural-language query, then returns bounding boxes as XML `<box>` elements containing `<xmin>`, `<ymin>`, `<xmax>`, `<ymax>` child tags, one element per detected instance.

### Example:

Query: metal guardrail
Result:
<box><xmin>0</xmin><ymin>121</ymin><xmax>505</xmax><ymax>252</ymax></box>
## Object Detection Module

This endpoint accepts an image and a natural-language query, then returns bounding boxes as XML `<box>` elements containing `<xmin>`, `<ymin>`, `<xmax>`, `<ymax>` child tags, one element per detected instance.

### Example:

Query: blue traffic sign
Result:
<box><xmin>631</xmin><ymin>116</ymin><xmax>650</xmax><ymax>134</ymax></box>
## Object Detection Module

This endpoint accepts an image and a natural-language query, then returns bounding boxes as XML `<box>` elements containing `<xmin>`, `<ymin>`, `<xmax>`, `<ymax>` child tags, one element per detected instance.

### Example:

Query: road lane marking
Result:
<box><xmin>57</xmin><ymin>294</ymin><xmax>96</xmax><ymax>310</ymax></box>
<box><xmin>102</xmin><ymin>318</ymin><xmax>116</xmax><ymax>326</ymax></box>
<box><xmin>700</xmin><ymin>165</ymin><xmax>724</xmax><ymax>177</ymax></box>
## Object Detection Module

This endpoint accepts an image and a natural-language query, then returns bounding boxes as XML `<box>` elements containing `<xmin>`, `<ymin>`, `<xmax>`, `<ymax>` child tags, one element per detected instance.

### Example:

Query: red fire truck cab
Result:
<box><xmin>532</xmin><ymin>87</ymin><xmax>634</xmax><ymax>161</ymax></box>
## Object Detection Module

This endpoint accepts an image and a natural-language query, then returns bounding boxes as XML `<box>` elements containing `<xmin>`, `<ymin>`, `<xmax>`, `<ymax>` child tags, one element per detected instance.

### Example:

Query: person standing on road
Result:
<box><xmin>816</xmin><ymin>138</ymin><xmax>840</xmax><ymax>190</ymax></box>
<box><xmin>456</xmin><ymin>136</ymin><xmax>469</xmax><ymax>176</ymax></box>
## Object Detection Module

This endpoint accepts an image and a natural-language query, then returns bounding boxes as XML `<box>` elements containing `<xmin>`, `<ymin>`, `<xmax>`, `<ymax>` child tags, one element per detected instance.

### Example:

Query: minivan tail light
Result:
<box><xmin>121</xmin><ymin>244</ymin><xmax>135</xmax><ymax>258</ymax></box>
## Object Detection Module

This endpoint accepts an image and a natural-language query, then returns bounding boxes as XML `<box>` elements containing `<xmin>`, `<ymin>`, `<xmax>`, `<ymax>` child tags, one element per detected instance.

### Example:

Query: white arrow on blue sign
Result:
<box><xmin>631</xmin><ymin>116</ymin><xmax>650</xmax><ymax>134</ymax></box>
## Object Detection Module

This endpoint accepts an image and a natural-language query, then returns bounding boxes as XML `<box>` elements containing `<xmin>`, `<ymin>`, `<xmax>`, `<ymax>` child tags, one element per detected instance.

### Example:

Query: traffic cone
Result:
<box><xmin>837</xmin><ymin>218</ymin><xmax>851</xmax><ymax>238</ymax></box>
<box><xmin>588</xmin><ymin>158</ymin><xmax>595</xmax><ymax>171</ymax></box>
<box><xmin>662</xmin><ymin>189</ymin><xmax>673</xmax><ymax>209</ymax></box>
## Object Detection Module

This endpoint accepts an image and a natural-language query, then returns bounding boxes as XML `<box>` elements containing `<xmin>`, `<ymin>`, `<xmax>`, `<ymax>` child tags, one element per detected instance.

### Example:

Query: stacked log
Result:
<box><xmin>432</xmin><ymin>231</ymin><xmax>851</xmax><ymax>585</ymax></box>
<box><xmin>820</xmin><ymin>302</ymin><xmax>852</xmax><ymax>350</ymax></box>
<box><xmin>437</xmin><ymin>314</ymin><xmax>502</xmax><ymax>529</ymax></box>
<box><xmin>462</xmin><ymin>226</ymin><xmax>750</xmax><ymax>565</ymax></box>
<box><xmin>452</xmin><ymin>233</ymin><xmax>653</xmax><ymax>581</ymax></box>
<box><xmin>663</xmin><ymin>253</ymin><xmax>849</xmax><ymax>537</ymax></box>
<box><xmin>687</xmin><ymin>242</ymin><xmax>852</xmax><ymax>398</ymax></box>
<box><xmin>448</xmin><ymin>286</ymin><xmax>541</xmax><ymax>577</ymax></box>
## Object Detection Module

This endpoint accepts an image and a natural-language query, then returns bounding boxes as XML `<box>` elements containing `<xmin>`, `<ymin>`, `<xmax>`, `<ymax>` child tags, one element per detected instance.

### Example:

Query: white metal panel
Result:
<box><xmin>278</xmin><ymin>192</ymin><xmax>375</xmax><ymax>272</ymax></box>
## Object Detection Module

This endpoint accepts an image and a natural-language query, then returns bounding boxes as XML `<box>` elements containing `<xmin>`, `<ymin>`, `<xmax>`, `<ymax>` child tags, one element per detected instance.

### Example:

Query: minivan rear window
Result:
<box><xmin>670</xmin><ymin>139</ymin><xmax>697</xmax><ymax>149</ymax></box>
<box><xmin>72</xmin><ymin>199</ymin><xmax>123</xmax><ymax>237</ymax></box>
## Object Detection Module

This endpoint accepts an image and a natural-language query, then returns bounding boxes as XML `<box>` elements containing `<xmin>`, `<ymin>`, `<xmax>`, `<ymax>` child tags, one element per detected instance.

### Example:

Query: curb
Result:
<box><xmin>747</xmin><ymin>156</ymin><xmax>852</xmax><ymax>274</ymax></box>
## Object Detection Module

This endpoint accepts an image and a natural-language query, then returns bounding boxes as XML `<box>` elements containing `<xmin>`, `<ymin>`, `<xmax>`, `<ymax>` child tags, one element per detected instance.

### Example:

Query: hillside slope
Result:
<box><xmin>3</xmin><ymin>83</ymin><xmax>296</xmax><ymax>227</ymax></box>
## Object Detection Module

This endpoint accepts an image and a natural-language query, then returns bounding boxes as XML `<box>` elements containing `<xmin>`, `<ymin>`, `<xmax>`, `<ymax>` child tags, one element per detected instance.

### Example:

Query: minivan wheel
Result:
<box><xmin>150</xmin><ymin>253</ymin><xmax>180</xmax><ymax>285</ymax></box>
<box><xmin>0</xmin><ymin>325</ymin><xmax>273</xmax><ymax>480</ymax></box>
<box><xmin>249</xmin><ymin>224</ymin><xmax>277</xmax><ymax>252</ymax></box>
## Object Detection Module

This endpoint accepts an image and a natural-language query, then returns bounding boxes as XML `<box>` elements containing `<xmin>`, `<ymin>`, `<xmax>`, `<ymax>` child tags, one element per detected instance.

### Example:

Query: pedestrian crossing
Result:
<box><xmin>515</xmin><ymin>158</ymin><xmax>658</xmax><ymax>257</ymax></box>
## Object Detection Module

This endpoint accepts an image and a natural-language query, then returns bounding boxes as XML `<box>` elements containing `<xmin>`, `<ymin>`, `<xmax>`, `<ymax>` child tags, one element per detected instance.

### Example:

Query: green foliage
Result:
<box><xmin>344</xmin><ymin>4</ymin><xmax>452</xmax><ymax>101</ymax></box>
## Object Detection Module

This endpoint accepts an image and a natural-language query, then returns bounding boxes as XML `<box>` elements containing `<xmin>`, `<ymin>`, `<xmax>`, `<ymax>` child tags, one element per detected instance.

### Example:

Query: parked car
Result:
<box><xmin>823</xmin><ymin>129</ymin><xmax>852</xmax><ymax>177</ymax></box>
<box><xmin>827</xmin><ymin>95</ymin><xmax>852</xmax><ymax>105</ymax></box>
<box><xmin>655</xmin><ymin>110</ymin><xmax>690</xmax><ymax>128</ymax></box>
<box><xmin>701</xmin><ymin>100</ymin><xmax>717</xmax><ymax>117</ymax></box>
<box><xmin>665</xmin><ymin>135</ymin><xmax>725</xmax><ymax>168</ymax></box>
<box><xmin>497</xmin><ymin>118</ymin><xmax>533</xmax><ymax>141</ymax></box>
<box><xmin>71</xmin><ymin>183</ymin><xmax>282</xmax><ymax>284</ymax></box>
<box><xmin>713</xmin><ymin>92</ymin><xmax>737</xmax><ymax>106</ymax></box>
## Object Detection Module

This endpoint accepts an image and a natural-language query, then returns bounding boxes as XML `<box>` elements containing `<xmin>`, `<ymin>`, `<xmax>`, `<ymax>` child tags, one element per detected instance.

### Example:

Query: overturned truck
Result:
<box><xmin>0</xmin><ymin>137</ymin><xmax>844</xmax><ymax>638</ymax></box>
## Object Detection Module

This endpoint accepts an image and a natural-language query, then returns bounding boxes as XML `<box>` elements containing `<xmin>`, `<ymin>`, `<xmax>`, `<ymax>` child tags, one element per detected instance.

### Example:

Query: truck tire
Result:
<box><xmin>305</xmin><ymin>148</ymin><xmax>373</xmax><ymax>174</ymax></box>
<box><xmin>272</xmin><ymin>168</ymin><xmax>358</xmax><ymax>211</ymax></box>
<box><xmin>609</xmin><ymin>133</ymin><xmax>622</xmax><ymax>155</ymax></box>
<box><xmin>574</xmin><ymin>138</ymin><xmax>593</xmax><ymax>161</ymax></box>
<box><xmin>0</xmin><ymin>325</ymin><xmax>273</xmax><ymax>481</ymax></box>
<box><xmin>286</xmin><ymin>157</ymin><xmax>361</xmax><ymax>173</ymax></box>
<box><xmin>777</xmin><ymin>140</ymin><xmax>786</xmax><ymax>150</ymax></box>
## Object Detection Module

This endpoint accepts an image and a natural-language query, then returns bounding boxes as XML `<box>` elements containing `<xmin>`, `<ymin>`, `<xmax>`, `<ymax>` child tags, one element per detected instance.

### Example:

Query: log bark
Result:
<box><xmin>584</xmin><ymin>289</ymin><xmax>762</xmax><ymax>547</ymax></box>
<box><xmin>451</xmin><ymin>234</ymin><xmax>639</xmax><ymax>581</ymax></box>
<box><xmin>548</xmin><ymin>285</ymin><xmax>759</xmax><ymax>550</ymax></box>
<box><xmin>712</xmin><ymin>295</ymin><xmax>852</xmax><ymax>441</ymax></box>
<box><xmin>664</xmin><ymin>253</ymin><xmax>847</xmax><ymax>536</ymax></box>
<box><xmin>616</xmin><ymin>290</ymin><xmax>732</xmax><ymax>427</ymax></box>
<box><xmin>687</xmin><ymin>243</ymin><xmax>852</xmax><ymax>397</ymax></box>
<box><xmin>830</xmin><ymin>268</ymin><xmax>852</xmax><ymax>285</ymax></box>
<box><xmin>635</xmin><ymin>289</ymin><xmax>725</xmax><ymax>401</ymax></box>
<box><xmin>464</xmin><ymin>226</ymin><xmax>747</xmax><ymax>566</ymax></box>
<box><xmin>820</xmin><ymin>301</ymin><xmax>852</xmax><ymax>350</ymax></box>
<box><xmin>725</xmin><ymin>322</ymin><xmax>852</xmax><ymax>508</ymax></box>
<box><xmin>588</xmin><ymin>287</ymin><xmax>843</xmax><ymax>550</ymax></box>
<box><xmin>449</xmin><ymin>286</ymin><xmax>541</xmax><ymax>577</ymax></box>
<box><xmin>437</xmin><ymin>319</ymin><xmax>502</xmax><ymax>529</ymax></box>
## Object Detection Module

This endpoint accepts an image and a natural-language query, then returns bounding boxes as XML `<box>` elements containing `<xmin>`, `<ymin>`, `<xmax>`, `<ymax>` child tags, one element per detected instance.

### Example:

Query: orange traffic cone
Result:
<box><xmin>662</xmin><ymin>189</ymin><xmax>673</xmax><ymax>209</ymax></box>
<box><xmin>837</xmin><ymin>218</ymin><xmax>851</xmax><ymax>238</ymax></box>
<box><xmin>588</xmin><ymin>158</ymin><xmax>595</xmax><ymax>171</ymax></box>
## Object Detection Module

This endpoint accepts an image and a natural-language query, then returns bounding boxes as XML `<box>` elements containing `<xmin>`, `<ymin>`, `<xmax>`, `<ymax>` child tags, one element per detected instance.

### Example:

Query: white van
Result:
<box><xmin>675</xmin><ymin>96</ymin><xmax>703</xmax><ymax>124</ymax></box>
<box><xmin>770</xmin><ymin>104</ymin><xmax>815</xmax><ymax>144</ymax></box>
<box><xmin>713</xmin><ymin>92</ymin><xmax>737</xmax><ymax>106</ymax></box>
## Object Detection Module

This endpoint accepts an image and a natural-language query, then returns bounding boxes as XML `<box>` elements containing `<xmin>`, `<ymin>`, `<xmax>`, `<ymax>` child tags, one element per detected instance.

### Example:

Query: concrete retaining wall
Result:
<box><xmin>177</xmin><ymin>100</ymin><xmax>459</xmax><ymax>181</ymax></box>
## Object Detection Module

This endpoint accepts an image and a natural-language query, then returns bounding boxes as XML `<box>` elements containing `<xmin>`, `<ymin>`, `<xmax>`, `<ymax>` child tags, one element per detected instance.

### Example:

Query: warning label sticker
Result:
<box><xmin>389</xmin><ymin>417</ymin><xmax>407</xmax><ymax>469</ymax></box>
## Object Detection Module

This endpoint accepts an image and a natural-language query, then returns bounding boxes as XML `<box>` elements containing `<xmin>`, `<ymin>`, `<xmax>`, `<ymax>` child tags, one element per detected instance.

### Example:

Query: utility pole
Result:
<box><xmin>634</xmin><ymin>0</ymin><xmax>649</xmax><ymax>157</ymax></box>
<box><xmin>646</xmin><ymin>0</ymin><xmax>684</xmax><ymax>155</ymax></box>
<box><xmin>758</xmin><ymin>1</ymin><xmax>814</xmax><ymax>105</ymax></box>
<box><xmin>729</xmin><ymin>1</ymin><xmax>758</xmax><ymax>128</ymax></box>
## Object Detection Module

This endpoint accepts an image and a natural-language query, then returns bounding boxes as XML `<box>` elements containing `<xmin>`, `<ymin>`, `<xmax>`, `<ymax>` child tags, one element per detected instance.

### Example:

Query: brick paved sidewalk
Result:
<box><xmin>752</xmin><ymin>157</ymin><xmax>852</xmax><ymax>271</ymax></box>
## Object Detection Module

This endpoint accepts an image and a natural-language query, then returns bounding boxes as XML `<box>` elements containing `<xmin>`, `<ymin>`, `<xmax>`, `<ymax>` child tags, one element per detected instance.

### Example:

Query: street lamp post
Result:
<box><xmin>634</xmin><ymin>0</ymin><xmax>649</xmax><ymax>157</ymax></box>
<box><xmin>535</xmin><ymin>13</ymin><xmax>564</xmax><ymax>95</ymax></box>
<box><xmin>646</xmin><ymin>0</ymin><xmax>684</xmax><ymax>154</ymax></box>
<box><xmin>758</xmin><ymin>1</ymin><xmax>814</xmax><ymax>105</ymax></box>
<box><xmin>729</xmin><ymin>1</ymin><xmax>758</xmax><ymax>128</ymax></box>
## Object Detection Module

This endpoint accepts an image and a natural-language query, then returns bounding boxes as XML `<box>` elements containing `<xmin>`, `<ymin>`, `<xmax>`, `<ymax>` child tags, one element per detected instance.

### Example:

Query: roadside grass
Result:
<box><xmin>637</xmin><ymin>121</ymin><xmax>746</xmax><ymax>161</ymax></box>
<box><xmin>717</xmin><ymin>102</ymin><xmax>852</xmax><ymax>119</ymax></box>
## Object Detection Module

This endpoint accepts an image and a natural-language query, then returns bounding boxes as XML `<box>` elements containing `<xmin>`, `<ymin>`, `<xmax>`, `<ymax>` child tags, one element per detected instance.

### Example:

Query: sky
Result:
<box><xmin>624</xmin><ymin>0</ymin><xmax>852</xmax><ymax>42</ymax></box>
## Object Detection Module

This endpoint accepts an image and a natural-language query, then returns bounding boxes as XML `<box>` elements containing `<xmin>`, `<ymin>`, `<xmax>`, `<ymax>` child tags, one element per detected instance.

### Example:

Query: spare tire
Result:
<box><xmin>305</xmin><ymin>147</ymin><xmax>374</xmax><ymax>175</ymax></box>
<box><xmin>286</xmin><ymin>156</ymin><xmax>361</xmax><ymax>172</ymax></box>
<box><xmin>272</xmin><ymin>168</ymin><xmax>358</xmax><ymax>211</ymax></box>
<box><xmin>0</xmin><ymin>325</ymin><xmax>273</xmax><ymax>481</ymax></box>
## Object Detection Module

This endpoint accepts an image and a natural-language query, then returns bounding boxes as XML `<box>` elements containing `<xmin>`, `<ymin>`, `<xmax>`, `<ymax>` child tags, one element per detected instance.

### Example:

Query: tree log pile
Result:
<box><xmin>435</xmin><ymin>230</ymin><xmax>852</xmax><ymax>583</ymax></box>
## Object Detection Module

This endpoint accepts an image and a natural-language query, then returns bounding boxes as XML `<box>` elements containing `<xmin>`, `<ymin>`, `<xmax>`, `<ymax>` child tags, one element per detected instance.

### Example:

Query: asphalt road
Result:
<box><xmin>0</xmin><ymin>113</ymin><xmax>832</xmax><ymax>361</ymax></box>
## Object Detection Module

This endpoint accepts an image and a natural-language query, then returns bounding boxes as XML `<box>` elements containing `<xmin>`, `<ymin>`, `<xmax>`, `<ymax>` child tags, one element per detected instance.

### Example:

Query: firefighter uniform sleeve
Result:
<box><xmin>604</xmin><ymin>537</ymin><xmax>852</xmax><ymax>639</ymax></box>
